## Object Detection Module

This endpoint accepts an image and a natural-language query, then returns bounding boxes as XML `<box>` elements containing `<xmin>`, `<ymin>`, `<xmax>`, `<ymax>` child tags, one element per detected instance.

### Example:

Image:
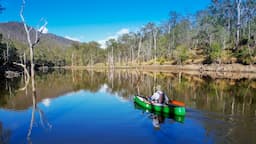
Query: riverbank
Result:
<box><xmin>2</xmin><ymin>63</ymin><xmax>255</xmax><ymax>79</ymax></box>
<box><xmin>61</xmin><ymin>63</ymin><xmax>256</xmax><ymax>80</ymax></box>
<box><xmin>63</xmin><ymin>63</ymin><xmax>256</xmax><ymax>73</ymax></box>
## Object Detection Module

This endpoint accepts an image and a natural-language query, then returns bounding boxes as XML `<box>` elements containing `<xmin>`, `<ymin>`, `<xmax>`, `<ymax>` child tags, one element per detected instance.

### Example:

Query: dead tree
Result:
<box><xmin>20</xmin><ymin>0</ymin><xmax>50</xmax><ymax>140</ymax></box>
<box><xmin>20</xmin><ymin>0</ymin><xmax>47</xmax><ymax>92</ymax></box>
<box><xmin>27</xmin><ymin>93</ymin><xmax>52</xmax><ymax>142</ymax></box>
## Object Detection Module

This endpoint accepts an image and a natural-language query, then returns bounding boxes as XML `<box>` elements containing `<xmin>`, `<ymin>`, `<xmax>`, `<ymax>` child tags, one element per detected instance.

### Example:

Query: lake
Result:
<box><xmin>0</xmin><ymin>69</ymin><xmax>256</xmax><ymax>144</ymax></box>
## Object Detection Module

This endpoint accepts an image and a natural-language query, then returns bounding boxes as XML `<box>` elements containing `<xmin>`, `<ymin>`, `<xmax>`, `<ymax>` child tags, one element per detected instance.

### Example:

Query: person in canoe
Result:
<box><xmin>148</xmin><ymin>85</ymin><xmax>169</xmax><ymax>104</ymax></box>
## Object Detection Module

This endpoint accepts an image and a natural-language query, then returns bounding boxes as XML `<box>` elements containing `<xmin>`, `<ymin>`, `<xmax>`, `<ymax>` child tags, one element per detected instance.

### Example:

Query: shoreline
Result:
<box><xmin>62</xmin><ymin>63</ymin><xmax>256</xmax><ymax>73</ymax></box>
<box><xmin>60</xmin><ymin>64</ymin><xmax>256</xmax><ymax>80</ymax></box>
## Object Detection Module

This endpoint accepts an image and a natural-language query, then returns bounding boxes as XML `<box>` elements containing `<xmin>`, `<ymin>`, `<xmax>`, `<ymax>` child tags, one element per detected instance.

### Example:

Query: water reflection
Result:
<box><xmin>134</xmin><ymin>102</ymin><xmax>185</xmax><ymax>130</ymax></box>
<box><xmin>0</xmin><ymin>121</ymin><xmax>11</xmax><ymax>144</ymax></box>
<box><xmin>27</xmin><ymin>92</ymin><xmax>52</xmax><ymax>144</ymax></box>
<box><xmin>1</xmin><ymin>69</ymin><xmax>256</xmax><ymax>115</ymax></box>
<box><xmin>0</xmin><ymin>69</ymin><xmax>255</xmax><ymax>143</ymax></box>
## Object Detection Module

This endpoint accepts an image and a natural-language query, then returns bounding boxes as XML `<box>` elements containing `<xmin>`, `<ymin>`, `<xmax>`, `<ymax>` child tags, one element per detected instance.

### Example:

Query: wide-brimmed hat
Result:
<box><xmin>156</xmin><ymin>85</ymin><xmax>161</xmax><ymax>91</ymax></box>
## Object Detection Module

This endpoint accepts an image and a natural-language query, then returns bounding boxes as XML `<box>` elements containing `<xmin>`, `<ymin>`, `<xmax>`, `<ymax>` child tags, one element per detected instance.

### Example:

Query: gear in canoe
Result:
<box><xmin>133</xmin><ymin>95</ymin><xmax>186</xmax><ymax>116</ymax></box>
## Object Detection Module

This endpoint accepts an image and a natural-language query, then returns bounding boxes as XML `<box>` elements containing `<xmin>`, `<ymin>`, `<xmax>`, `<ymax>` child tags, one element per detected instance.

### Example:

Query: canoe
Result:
<box><xmin>134</xmin><ymin>102</ymin><xmax>185</xmax><ymax>123</ymax></box>
<box><xmin>133</xmin><ymin>95</ymin><xmax>186</xmax><ymax>116</ymax></box>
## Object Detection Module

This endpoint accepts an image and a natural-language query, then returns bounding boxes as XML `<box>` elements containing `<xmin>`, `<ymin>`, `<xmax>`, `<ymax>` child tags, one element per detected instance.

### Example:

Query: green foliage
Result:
<box><xmin>157</xmin><ymin>35</ymin><xmax>168</xmax><ymax>58</ymax></box>
<box><xmin>235</xmin><ymin>47</ymin><xmax>254</xmax><ymax>65</ymax></box>
<box><xmin>0</xmin><ymin>34</ymin><xmax>19</xmax><ymax>66</ymax></box>
<box><xmin>174</xmin><ymin>45</ymin><xmax>190</xmax><ymax>64</ymax></box>
<box><xmin>157</xmin><ymin>57</ymin><xmax>166</xmax><ymax>65</ymax></box>
<box><xmin>2</xmin><ymin>0</ymin><xmax>256</xmax><ymax>66</ymax></box>
<box><xmin>147</xmin><ymin>60</ymin><xmax>154</xmax><ymax>65</ymax></box>
<box><xmin>209</xmin><ymin>43</ymin><xmax>222</xmax><ymax>63</ymax></box>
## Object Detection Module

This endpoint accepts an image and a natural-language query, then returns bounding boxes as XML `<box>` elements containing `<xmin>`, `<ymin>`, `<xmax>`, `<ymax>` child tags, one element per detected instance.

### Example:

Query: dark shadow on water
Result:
<box><xmin>0</xmin><ymin>121</ymin><xmax>11</xmax><ymax>144</ymax></box>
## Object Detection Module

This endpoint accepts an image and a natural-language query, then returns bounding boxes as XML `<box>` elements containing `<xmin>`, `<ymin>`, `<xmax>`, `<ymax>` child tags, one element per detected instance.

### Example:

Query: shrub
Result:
<box><xmin>209</xmin><ymin>43</ymin><xmax>221</xmax><ymax>63</ymax></box>
<box><xmin>157</xmin><ymin>57</ymin><xmax>166</xmax><ymax>65</ymax></box>
<box><xmin>174</xmin><ymin>45</ymin><xmax>190</xmax><ymax>64</ymax></box>
<box><xmin>235</xmin><ymin>47</ymin><xmax>254</xmax><ymax>65</ymax></box>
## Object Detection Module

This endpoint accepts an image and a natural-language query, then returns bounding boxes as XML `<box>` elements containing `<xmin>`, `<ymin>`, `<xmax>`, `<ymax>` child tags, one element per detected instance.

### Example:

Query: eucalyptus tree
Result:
<box><xmin>140</xmin><ymin>22</ymin><xmax>158</xmax><ymax>61</ymax></box>
<box><xmin>87</xmin><ymin>41</ymin><xmax>103</xmax><ymax>65</ymax></box>
<box><xmin>120</xmin><ymin>32</ymin><xmax>138</xmax><ymax>64</ymax></box>
<box><xmin>136</xmin><ymin>31</ymin><xmax>144</xmax><ymax>63</ymax></box>
<box><xmin>167</xmin><ymin>11</ymin><xmax>179</xmax><ymax>56</ymax></box>
<box><xmin>236</xmin><ymin>0</ymin><xmax>242</xmax><ymax>47</ymax></box>
<box><xmin>117</xmin><ymin>33</ymin><xmax>131</xmax><ymax>64</ymax></box>
<box><xmin>106</xmin><ymin>39</ymin><xmax>118</xmax><ymax>67</ymax></box>
<box><xmin>244</xmin><ymin>0</ymin><xmax>256</xmax><ymax>42</ymax></box>
<box><xmin>222</xmin><ymin>0</ymin><xmax>235</xmax><ymax>44</ymax></box>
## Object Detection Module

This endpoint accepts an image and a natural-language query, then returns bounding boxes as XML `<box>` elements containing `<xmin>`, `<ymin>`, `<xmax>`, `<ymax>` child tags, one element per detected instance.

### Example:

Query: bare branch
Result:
<box><xmin>20</xmin><ymin>0</ymin><xmax>32</xmax><ymax>49</ymax></box>
<box><xmin>20</xmin><ymin>0</ymin><xmax>36</xmax><ymax>92</ymax></box>
<box><xmin>27</xmin><ymin>94</ymin><xmax>36</xmax><ymax>138</ymax></box>
<box><xmin>28</xmin><ymin>27</ymin><xmax>32</xmax><ymax>33</ymax></box>
<box><xmin>13</xmin><ymin>62</ymin><xmax>30</xmax><ymax>91</ymax></box>
<box><xmin>35</xmin><ymin>19</ymin><xmax>48</xmax><ymax>44</ymax></box>
<box><xmin>33</xmin><ymin>19</ymin><xmax>48</xmax><ymax>46</ymax></box>
<box><xmin>38</xmin><ymin>108</ymin><xmax>52</xmax><ymax>129</ymax></box>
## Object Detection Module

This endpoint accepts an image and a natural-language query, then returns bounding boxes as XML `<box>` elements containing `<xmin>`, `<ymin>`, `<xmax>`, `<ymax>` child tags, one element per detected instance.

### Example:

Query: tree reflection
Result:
<box><xmin>0</xmin><ymin>75</ymin><xmax>21</xmax><ymax>107</ymax></box>
<box><xmin>0</xmin><ymin>69</ymin><xmax>255</xmax><ymax>143</ymax></box>
<box><xmin>1</xmin><ymin>70</ymin><xmax>256</xmax><ymax>117</ymax></box>
<box><xmin>30</xmin><ymin>69</ymin><xmax>256</xmax><ymax>117</ymax></box>
<box><xmin>27</xmin><ymin>91</ymin><xmax>52</xmax><ymax>144</ymax></box>
<box><xmin>0</xmin><ymin>122</ymin><xmax>11</xmax><ymax>144</ymax></box>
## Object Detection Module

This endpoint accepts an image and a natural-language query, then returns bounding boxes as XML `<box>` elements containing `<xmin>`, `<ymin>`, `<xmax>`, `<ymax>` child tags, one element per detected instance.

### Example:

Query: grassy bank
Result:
<box><xmin>77</xmin><ymin>63</ymin><xmax>256</xmax><ymax>73</ymax></box>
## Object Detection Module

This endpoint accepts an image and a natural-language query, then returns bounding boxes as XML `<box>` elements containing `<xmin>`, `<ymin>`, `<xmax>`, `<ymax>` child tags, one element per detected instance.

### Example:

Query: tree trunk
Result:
<box><xmin>168</xmin><ymin>24</ymin><xmax>171</xmax><ymax>57</ymax></box>
<box><xmin>20</xmin><ymin>0</ymin><xmax>35</xmax><ymax>92</ymax></box>
<box><xmin>20</xmin><ymin>0</ymin><xmax>47</xmax><ymax>92</ymax></box>
<box><xmin>6</xmin><ymin>34</ymin><xmax>9</xmax><ymax>62</ymax></box>
<box><xmin>137</xmin><ymin>36</ymin><xmax>142</xmax><ymax>64</ymax></box>
<box><xmin>248</xmin><ymin>21</ymin><xmax>251</xmax><ymax>41</ymax></box>
<box><xmin>131</xmin><ymin>45</ymin><xmax>134</xmax><ymax>64</ymax></box>
<box><xmin>236</xmin><ymin>0</ymin><xmax>241</xmax><ymax>47</ymax></box>
<box><xmin>72</xmin><ymin>52</ymin><xmax>74</xmax><ymax>67</ymax></box>
<box><xmin>111</xmin><ymin>46</ymin><xmax>114</xmax><ymax>68</ymax></box>
<box><xmin>23</xmin><ymin>52</ymin><xmax>27</xmax><ymax>82</ymax></box>
<box><xmin>30</xmin><ymin>46</ymin><xmax>35</xmax><ymax>92</ymax></box>
<box><xmin>153</xmin><ymin>29</ymin><xmax>158</xmax><ymax>64</ymax></box>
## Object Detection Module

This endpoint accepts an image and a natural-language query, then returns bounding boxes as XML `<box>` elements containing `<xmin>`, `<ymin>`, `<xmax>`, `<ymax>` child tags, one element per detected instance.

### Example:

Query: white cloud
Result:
<box><xmin>38</xmin><ymin>26</ymin><xmax>48</xmax><ymax>34</ymax></box>
<box><xmin>42</xmin><ymin>98</ymin><xmax>51</xmax><ymax>107</ymax></box>
<box><xmin>99</xmin><ymin>84</ymin><xmax>108</xmax><ymax>93</ymax></box>
<box><xmin>98</xmin><ymin>40</ymin><xmax>107</xmax><ymax>49</ymax></box>
<box><xmin>117</xmin><ymin>28</ymin><xmax>129</xmax><ymax>35</ymax></box>
<box><xmin>65</xmin><ymin>36</ymin><xmax>81</xmax><ymax>42</ymax></box>
<box><xmin>98</xmin><ymin>28</ymin><xmax>130</xmax><ymax>49</ymax></box>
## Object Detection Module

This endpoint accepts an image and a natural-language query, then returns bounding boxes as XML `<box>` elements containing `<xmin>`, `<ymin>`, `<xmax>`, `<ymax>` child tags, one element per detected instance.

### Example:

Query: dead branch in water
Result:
<box><xmin>13</xmin><ymin>62</ymin><xmax>30</xmax><ymax>91</ymax></box>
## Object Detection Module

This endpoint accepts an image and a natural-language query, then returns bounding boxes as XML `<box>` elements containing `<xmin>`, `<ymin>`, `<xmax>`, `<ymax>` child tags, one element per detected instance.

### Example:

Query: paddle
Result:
<box><xmin>137</xmin><ymin>95</ymin><xmax>185</xmax><ymax>107</ymax></box>
<box><xmin>169</xmin><ymin>100</ymin><xmax>185</xmax><ymax>107</ymax></box>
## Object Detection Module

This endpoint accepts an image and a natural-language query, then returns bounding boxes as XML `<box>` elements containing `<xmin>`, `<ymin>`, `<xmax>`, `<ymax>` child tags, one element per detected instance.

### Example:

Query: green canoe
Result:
<box><xmin>133</xmin><ymin>95</ymin><xmax>186</xmax><ymax>116</ymax></box>
<box><xmin>134</xmin><ymin>102</ymin><xmax>185</xmax><ymax>123</ymax></box>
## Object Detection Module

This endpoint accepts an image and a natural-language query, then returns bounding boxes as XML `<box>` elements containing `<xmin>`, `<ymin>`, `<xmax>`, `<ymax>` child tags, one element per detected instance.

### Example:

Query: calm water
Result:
<box><xmin>0</xmin><ymin>70</ymin><xmax>256</xmax><ymax>144</ymax></box>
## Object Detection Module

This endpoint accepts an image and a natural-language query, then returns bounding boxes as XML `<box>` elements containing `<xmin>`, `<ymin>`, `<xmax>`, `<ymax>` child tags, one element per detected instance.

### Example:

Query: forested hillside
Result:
<box><xmin>99</xmin><ymin>0</ymin><xmax>256</xmax><ymax>66</ymax></box>
<box><xmin>0</xmin><ymin>22</ymin><xmax>78</xmax><ymax>67</ymax></box>
<box><xmin>1</xmin><ymin>0</ymin><xmax>256</xmax><ymax>69</ymax></box>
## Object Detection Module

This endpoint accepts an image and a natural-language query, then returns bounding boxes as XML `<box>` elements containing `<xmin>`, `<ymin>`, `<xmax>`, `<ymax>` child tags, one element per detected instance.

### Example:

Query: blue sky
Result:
<box><xmin>0</xmin><ymin>0</ymin><xmax>210</xmax><ymax>43</ymax></box>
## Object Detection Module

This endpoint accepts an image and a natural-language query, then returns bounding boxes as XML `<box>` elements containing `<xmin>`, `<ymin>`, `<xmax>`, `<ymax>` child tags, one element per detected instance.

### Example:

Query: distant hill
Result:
<box><xmin>0</xmin><ymin>22</ymin><xmax>78</xmax><ymax>50</ymax></box>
